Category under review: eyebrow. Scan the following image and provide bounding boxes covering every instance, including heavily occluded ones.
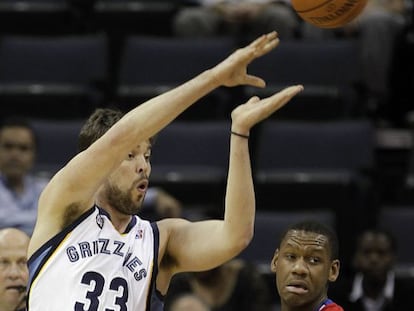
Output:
[283,242,326,252]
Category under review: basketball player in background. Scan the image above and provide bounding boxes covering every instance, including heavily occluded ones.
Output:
[271,221,344,311]
[26,32,304,310]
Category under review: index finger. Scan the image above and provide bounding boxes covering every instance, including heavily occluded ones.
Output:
[249,31,280,59]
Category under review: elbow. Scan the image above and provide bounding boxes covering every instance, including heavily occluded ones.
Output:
[243,226,254,248]
[231,225,254,255]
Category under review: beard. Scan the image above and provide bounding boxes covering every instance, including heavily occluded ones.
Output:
[105,182,143,215]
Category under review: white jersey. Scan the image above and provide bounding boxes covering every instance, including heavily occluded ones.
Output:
[27,206,163,311]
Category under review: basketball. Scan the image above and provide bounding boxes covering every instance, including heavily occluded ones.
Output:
[291,0,369,29]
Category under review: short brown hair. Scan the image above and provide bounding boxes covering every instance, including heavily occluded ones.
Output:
[78,108,124,152]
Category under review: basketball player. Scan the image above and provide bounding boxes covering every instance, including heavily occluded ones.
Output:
[26,32,304,310]
[271,221,344,311]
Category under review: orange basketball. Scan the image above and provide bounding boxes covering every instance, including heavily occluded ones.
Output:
[291,0,369,29]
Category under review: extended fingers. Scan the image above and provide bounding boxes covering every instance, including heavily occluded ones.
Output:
[268,85,304,109]
[276,85,304,99]
[249,31,279,58]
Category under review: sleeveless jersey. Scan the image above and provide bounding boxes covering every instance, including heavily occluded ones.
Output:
[319,298,344,311]
[27,206,163,311]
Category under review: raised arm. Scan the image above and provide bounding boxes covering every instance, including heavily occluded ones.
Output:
[163,85,304,276]
[29,32,280,257]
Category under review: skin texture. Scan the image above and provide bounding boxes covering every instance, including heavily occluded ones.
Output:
[0,228,30,311]
[271,230,340,311]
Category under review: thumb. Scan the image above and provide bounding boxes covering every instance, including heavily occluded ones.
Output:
[244,75,266,88]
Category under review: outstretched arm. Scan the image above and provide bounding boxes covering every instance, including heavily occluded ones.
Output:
[164,85,304,274]
[29,32,280,257]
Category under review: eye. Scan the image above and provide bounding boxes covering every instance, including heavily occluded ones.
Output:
[285,253,296,261]
[308,257,321,264]
[144,152,151,162]
[0,258,10,269]
[127,153,135,160]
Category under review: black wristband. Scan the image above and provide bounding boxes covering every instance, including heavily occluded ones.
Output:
[231,131,249,139]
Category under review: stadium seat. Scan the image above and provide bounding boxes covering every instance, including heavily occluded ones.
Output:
[115,36,237,120]
[92,0,181,36]
[377,205,414,270]
[149,121,230,206]
[0,34,109,119]
[0,0,73,35]
[30,118,84,177]
[244,39,362,120]
[253,119,376,267]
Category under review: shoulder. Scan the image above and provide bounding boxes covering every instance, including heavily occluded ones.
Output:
[323,302,345,311]
[155,218,190,253]
[156,217,191,235]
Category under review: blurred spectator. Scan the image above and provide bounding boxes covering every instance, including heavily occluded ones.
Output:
[0,116,181,234]
[301,0,408,124]
[168,293,211,311]
[165,258,272,311]
[0,117,47,235]
[271,221,344,310]
[329,228,414,310]
[140,187,183,221]
[0,228,30,311]
[173,0,299,40]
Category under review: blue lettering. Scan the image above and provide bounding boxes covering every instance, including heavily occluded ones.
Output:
[66,246,79,262]
[98,238,110,254]
[113,241,125,257]
[79,241,92,258]
[126,256,142,272]
[134,268,147,281]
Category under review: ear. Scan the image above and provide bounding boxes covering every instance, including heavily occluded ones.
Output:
[271,249,279,272]
[328,259,340,282]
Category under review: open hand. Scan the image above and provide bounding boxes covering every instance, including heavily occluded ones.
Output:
[210,31,279,88]
[231,85,304,135]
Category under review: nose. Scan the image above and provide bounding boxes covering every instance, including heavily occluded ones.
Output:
[7,263,27,279]
[135,154,150,175]
[291,258,308,276]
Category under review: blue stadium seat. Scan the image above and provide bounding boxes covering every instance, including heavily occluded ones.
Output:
[115,36,237,120]
[0,34,109,119]
[244,39,362,120]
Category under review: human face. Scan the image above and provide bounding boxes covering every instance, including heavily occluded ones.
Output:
[0,127,35,180]
[0,229,29,311]
[271,230,339,310]
[104,140,152,215]
[353,232,394,280]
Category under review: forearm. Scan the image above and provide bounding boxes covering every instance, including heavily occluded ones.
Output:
[223,134,255,251]
[113,69,220,146]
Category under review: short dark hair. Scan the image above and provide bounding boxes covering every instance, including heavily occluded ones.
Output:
[78,107,157,153]
[78,108,124,152]
[281,220,339,260]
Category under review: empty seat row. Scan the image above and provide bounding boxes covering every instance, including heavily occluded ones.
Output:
[0,0,183,36]
[0,34,363,121]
